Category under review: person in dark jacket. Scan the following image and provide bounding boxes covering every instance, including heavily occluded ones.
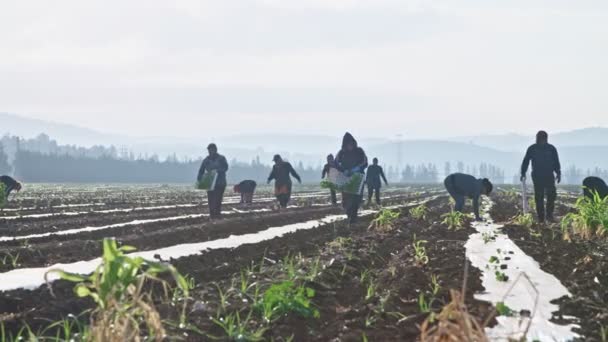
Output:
[521,131,561,223]
[444,173,493,221]
[198,143,229,219]
[366,158,388,205]
[582,176,608,200]
[321,154,338,205]
[0,175,22,201]
[234,180,257,204]
[335,132,368,223]
[267,155,301,208]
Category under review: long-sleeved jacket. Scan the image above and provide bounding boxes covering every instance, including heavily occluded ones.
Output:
[198,154,229,187]
[366,165,388,188]
[335,133,368,173]
[268,162,301,186]
[521,143,561,179]
[444,173,484,218]
[0,175,18,196]
[235,180,257,193]
[322,163,334,178]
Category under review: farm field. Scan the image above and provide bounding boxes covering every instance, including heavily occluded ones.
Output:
[0,184,605,341]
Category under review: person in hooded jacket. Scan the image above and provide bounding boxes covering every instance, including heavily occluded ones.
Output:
[335,132,368,223]
[267,154,301,208]
[0,175,22,201]
[520,131,561,223]
[366,158,388,205]
[321,154,338,205]
[197,143,229,219]
[582,176,608,200]
[444,173,493,221]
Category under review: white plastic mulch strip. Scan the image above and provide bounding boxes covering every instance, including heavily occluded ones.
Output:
[465,201,578,341]
[0,208,273,242]
[0,198,434,292]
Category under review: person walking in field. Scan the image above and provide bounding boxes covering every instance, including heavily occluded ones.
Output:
[198,143,229,219]
[366,158,388,205]
[582,176,608,200]
[335,132,368,224]
[267,154,301,208]
[0,175,22,201]
[443,173,493,222]
[322,154,338,205]
[520,131,561,223]
[234,180,257,204]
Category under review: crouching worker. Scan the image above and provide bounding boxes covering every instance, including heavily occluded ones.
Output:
[322,154,338,205]
[444,173,493,221]
[0,175,22,202]
[234,180,257,204]
[268,155,301,208]
[198,143,229,219]
[336,132,368,224]
[583,176,608,200]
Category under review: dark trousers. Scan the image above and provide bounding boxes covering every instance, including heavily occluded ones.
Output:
[240,192,254,204]
[207,184,226,218]
[329,189,337,204]
[342,193,362,223]
[444,177,465,212]
[532,175,556,221]
[368,186,381,205]
[277,193,291,208]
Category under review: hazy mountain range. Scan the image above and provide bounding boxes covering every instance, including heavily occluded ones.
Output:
[2,112,608,176]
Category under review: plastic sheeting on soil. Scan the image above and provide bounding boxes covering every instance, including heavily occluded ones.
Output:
[0,208,273,242]
[0,198,434,292]
[465,201,578,341]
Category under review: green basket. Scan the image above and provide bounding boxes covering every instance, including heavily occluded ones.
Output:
[196,170,218,191]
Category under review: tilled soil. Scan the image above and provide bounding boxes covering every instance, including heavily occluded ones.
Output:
[494,193,608,341]
[0,194,496,341]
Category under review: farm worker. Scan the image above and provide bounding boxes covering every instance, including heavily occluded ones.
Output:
[197,143,229,219]
[267,154,301,208]
[443,173,493,221]
[335,132,368,224]
[321,154,338,205]
[234,180,257,204]
[0,175,22,201]
[366,158,388,205]
[520,130,562,223]
[582,176,608,200]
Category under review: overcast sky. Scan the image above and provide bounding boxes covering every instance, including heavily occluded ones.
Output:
[1,0,608,139]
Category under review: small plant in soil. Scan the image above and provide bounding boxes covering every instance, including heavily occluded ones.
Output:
[482,232,496,244]
[495,271,509,282]
[409,204,429,221]
[495,302,513,317]
[46,238,190,341]
[489,256,499,264]
[441,211,467,230]
[368,209,400,233]
[561,190,608,240]
[255,281,320,322]
[212,310,266,341]
[412,234,429,266]
[1,252,20,269]
[514,213,534,228]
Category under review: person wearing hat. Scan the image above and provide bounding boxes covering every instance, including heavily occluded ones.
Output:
[520,130,561,223]
[197,143,229,219]
[0,175,22,202]
[267,154,301,208]
[321,154,338,205]
[335,132,368,223]
[444,173,493,221]
[366,157,388,205]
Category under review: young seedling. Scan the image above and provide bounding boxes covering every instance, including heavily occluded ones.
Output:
[514,213,534,228]
[482,232,496,244]
[212,310,266,341]
[409,204,429,221]
[413,235,429,266]
[255,281,320,322]
[561,190,608,240]
[441,211,467,230]
[495,302,513,317]
[368,209,400,233]
[495,271,509,282]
